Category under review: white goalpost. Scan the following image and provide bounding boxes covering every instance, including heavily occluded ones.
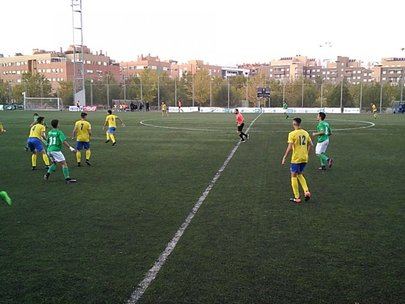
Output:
[23,95,62,111]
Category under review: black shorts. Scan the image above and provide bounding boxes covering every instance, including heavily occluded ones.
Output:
[237,123,245,132]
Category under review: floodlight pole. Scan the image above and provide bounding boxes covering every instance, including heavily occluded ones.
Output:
[192,76,195,107]
[139,77,143,103]
[174,78,177,107]
[282,81,286,103]
[71,0,86,106]
[227,77,230,109]
[340,78,344,113]
[268,79,270,107]
[157,75,160,110]
[90,81,93,106]
[379,82,383,114]
[320,83,323,108]
[209,78,213,107]
[400,69,404,103]
[301,78,304,107]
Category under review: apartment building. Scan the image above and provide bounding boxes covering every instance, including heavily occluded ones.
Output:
[322,56,372,84]
[119,54,172,79]
[268,56,321,81]
[373,57,405,84]
[65,45,120,83]
[0,46,120,90]
[171,60,222,78]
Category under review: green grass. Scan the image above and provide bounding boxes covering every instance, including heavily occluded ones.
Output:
[0,111,403,304]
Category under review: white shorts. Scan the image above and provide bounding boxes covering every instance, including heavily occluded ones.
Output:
[48,151,66,163]
[315,140,329,155]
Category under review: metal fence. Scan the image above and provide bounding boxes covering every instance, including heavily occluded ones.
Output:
[2,77,404,112]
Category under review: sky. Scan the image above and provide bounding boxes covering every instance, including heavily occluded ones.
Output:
[0,0,404,66]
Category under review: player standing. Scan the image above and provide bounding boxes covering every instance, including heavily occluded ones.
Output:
[178,99,183,113]
[44,119,77,183]
[103,109,125,146]
[27,116,51,170]
[235,109,248,142]
[283,101,289,119]
[312,112,333,170]
[25,113,40,152]
[161,101,168,117]
[282,117,313,204]
[72,112,92,167]
[371,103,378,119]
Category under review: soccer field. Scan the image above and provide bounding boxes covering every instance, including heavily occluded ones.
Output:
[0,111,403,304]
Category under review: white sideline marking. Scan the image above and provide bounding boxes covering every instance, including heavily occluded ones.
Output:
[127,113,262,304]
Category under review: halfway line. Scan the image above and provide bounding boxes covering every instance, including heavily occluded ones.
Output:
[126,113,262,304]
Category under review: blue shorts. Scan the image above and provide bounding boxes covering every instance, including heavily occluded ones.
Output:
[27,138,44,153]
[107,127,116,133]
[290,163,306,174]
[76,141,90,150]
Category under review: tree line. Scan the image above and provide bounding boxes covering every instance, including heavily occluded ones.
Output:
[0,70,402,109]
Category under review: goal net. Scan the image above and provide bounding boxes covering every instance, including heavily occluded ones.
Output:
[23,97,62,111]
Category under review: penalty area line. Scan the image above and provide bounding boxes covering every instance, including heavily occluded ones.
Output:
[126,113,262,304]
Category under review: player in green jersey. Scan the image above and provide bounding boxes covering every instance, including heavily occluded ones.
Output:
[283,101,289,119]
[312,112,333,170]
[44,119,77,184]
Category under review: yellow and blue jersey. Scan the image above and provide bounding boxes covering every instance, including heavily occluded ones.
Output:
[29,123,46,139]
[287,129,312,164]
[105,115,117,128]
[74,120,91,142]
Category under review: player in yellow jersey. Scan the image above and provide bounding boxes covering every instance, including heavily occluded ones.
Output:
[0,126,12,205]
[103,109,125,146]
[0,122,6,133]
[26,116,51,170]
[282,117,313,204]
[371,103,378,119]
[72,112,92,167]
[161,101,168,117]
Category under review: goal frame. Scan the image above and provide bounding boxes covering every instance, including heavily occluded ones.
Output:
[23,97,62,111]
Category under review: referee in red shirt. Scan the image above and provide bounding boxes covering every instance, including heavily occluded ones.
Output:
[235,109,248,142]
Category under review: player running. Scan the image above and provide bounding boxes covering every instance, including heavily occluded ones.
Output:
[312,112,333,170]
[44,119,77,184]
[72,112,92,167]
[282,117,313,204]
[161,101,168,117]
[371,103,378,119]
[235,109,248,142]
[27,116,51,170]
[283,101,289,119]
[103,110,125,146]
